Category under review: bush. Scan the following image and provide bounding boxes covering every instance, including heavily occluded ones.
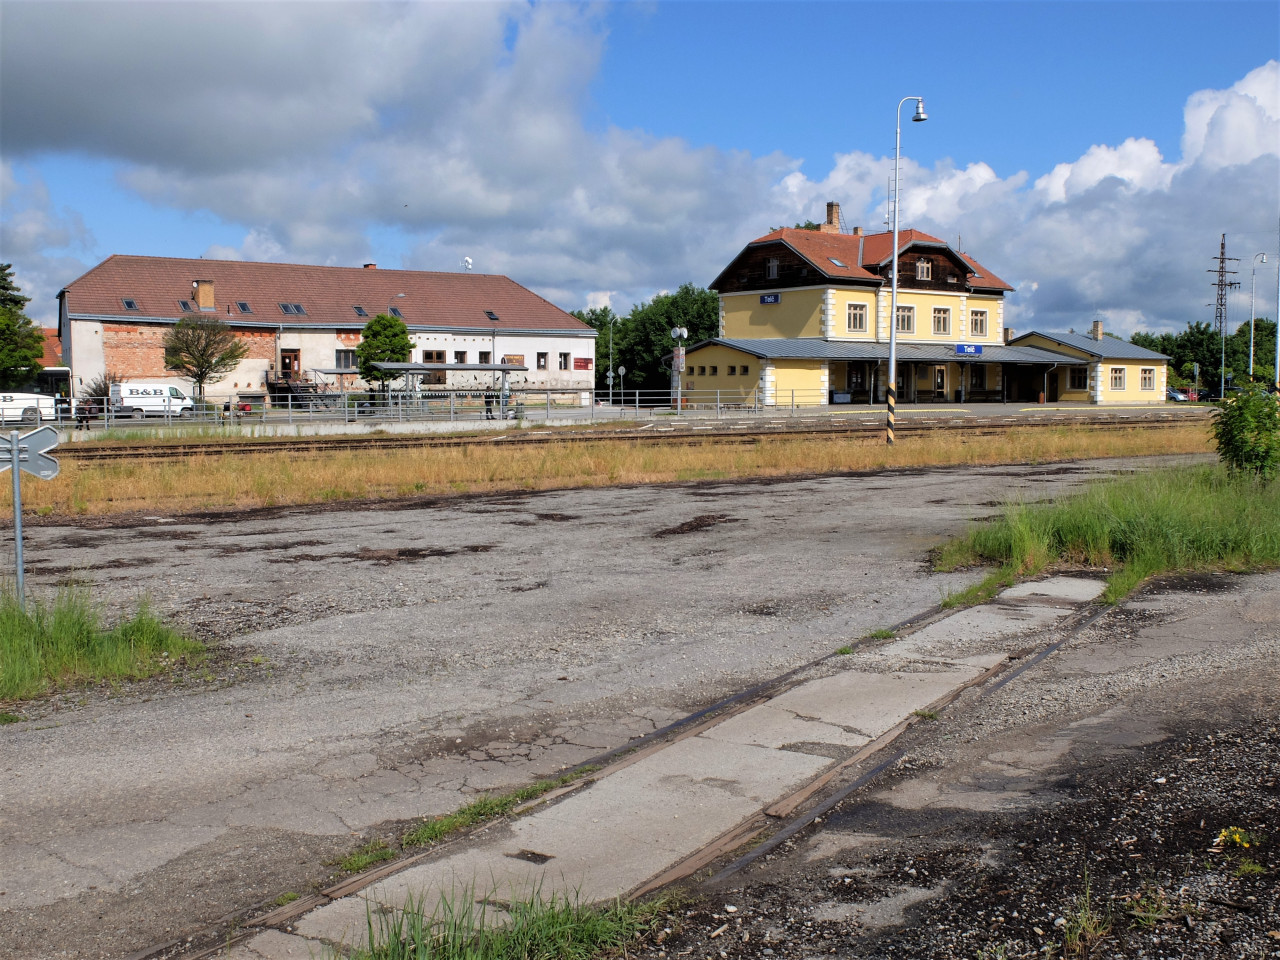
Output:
[1212,384,1280,480]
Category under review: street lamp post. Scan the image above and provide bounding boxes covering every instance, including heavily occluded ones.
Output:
[1250,253,1266,381]
[608,315,620,406]
[887,96,928,445]
[670,326,688,413]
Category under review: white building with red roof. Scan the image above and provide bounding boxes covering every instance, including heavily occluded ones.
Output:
[57,256,597,405]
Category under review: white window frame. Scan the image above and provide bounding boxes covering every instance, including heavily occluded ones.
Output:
[932,307,950,336]
[847,302,867,332]
[915,260,931,280]
[969,309,988,337]
[1140,367,1155,390]
[895,305,915,333]
[765,258,779,280]
[1110,367,1126,391]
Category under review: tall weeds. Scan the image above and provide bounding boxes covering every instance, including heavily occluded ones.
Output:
[940,465,1280,603]
[0,588,201,700]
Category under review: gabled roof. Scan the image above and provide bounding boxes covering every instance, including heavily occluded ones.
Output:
[59,255,593,335]
[40,330,65,367]
[712,227,1013,293]
[1009,330,1169,361]
[691,337,1075,365]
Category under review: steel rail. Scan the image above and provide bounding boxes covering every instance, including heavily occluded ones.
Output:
[60,410,1210,464]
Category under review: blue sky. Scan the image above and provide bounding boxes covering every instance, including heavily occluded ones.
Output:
[2,1,1278,337]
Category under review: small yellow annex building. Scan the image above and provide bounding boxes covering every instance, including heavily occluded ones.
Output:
[684,203,1168,406]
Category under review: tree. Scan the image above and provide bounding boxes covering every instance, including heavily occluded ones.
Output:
[614,283,720,392]
[570,305,620,389]
[0,265,44,390]
[0,263,31,314]
[163,316,250,400]
[355,313,412,393]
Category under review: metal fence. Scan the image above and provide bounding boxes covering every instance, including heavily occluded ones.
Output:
[36,386,877,433]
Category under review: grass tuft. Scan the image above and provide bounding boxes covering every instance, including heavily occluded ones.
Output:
[939,465,1280,605]
[340,840,395,874]
[863,628,896,640]
[0,587,202,700]
[342,884,675,960]
[402,768,597,849]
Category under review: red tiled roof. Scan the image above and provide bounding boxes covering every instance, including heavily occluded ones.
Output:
[61,256,592,333]
[40,330,64,367]
[740,227,1013,292]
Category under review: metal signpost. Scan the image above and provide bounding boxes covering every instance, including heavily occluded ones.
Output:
[1,426,60,608]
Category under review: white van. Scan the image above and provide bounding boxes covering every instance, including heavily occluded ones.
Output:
[109,382,195,418]
[0,392,58,424]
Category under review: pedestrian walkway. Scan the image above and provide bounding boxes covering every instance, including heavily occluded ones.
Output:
[215,577,1105,959]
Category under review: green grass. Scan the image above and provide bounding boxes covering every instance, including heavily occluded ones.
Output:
[1234,858,1265,877]
[0,711,22,724]
[937,466,1280,606]
[834,645,854,655]
[863,628,896,640]
[340,840,396,874]
[342,885,675,960]
[272,891,301,907]
[402,768,598,849]
[911,709,939,721]
[0,588,203,700]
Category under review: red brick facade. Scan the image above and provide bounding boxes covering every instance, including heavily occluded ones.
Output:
[102,323,275,384]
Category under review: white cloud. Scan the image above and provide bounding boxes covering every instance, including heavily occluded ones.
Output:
[1,0,1276,340]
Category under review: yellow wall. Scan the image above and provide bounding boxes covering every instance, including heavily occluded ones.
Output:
[965,295,1002,342]
[683,343,762,402]
[721,289,825,339]
[1015,334,1166,404]
[829,292,879,340]
[888,291,974,343]
[770,360,827,405]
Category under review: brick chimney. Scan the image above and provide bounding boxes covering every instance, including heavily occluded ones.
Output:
[193,279,215,311]
[1004,328,1015,344]
[820,201,842,234]
[363,263,377,269]
[1091,319,1104,340]
[851,226,862,236]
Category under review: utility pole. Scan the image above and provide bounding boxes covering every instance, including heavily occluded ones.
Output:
[1208,234,1240,397]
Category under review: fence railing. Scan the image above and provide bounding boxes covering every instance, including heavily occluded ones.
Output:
[42,386,888,433]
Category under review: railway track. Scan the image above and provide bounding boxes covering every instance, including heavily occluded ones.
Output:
[59,409,1210,463]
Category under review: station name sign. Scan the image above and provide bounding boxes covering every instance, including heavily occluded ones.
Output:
[955,344,983,355]
[759,294,780,304]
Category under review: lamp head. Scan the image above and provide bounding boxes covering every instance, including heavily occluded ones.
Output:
[911,99,928,122]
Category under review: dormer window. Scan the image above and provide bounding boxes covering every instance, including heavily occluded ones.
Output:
[765,258,779,280]
[915,260,932,280]
[122,298,139,311]
[353,306,368,317]
[178,299,195,313]
[237,301,253,314]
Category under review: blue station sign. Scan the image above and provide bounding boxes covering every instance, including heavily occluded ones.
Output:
[759,294,780,304]
[955,344,983,355]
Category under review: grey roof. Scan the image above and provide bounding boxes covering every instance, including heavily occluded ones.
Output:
[372,362,529,372]
[1010,330,1170,360]
[694,338,1079,365]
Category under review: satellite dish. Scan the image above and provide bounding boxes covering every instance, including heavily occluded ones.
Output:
[462,257,473,271]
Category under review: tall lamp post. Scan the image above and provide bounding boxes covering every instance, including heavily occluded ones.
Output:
[1249,252,1266,381]
[608,314,620,405]
[671,326,688,412]
[887,96,928,444]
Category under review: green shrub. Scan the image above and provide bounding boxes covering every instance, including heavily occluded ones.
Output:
[1212,385,1280,480]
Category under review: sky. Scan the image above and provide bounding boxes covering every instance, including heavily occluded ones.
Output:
[1,0,1278,339]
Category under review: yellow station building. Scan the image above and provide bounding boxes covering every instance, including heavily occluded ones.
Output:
[686,203,1168,406]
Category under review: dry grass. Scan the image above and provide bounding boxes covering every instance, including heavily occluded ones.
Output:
[19,424,1213,518]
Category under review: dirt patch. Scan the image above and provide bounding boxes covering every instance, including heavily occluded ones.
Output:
[534,512,579,522]
[654,514,742,537]
[265,544,495,564]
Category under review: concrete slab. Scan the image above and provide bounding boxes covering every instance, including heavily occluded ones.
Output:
[216,930,319,959]
[1002,576,1106,603]
[699,704,871,751]
[769,669,978,738]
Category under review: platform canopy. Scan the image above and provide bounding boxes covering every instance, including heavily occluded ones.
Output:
[371,362,529,373]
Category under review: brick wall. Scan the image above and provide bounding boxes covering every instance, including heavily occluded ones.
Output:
[102,323,275,381]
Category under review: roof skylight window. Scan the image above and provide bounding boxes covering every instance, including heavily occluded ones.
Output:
[237,301,253,314]
[278,303,307,315]
[178,300,195,312]
[827,258,847,268]
[485,310,499,321]
[122,298,139,311]
[353,306,368,317]
[389,307,403,319]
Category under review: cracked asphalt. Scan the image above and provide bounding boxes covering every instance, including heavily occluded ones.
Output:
[0,456,1204,960]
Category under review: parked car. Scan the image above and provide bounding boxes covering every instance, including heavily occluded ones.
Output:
[1166,387,1189,402]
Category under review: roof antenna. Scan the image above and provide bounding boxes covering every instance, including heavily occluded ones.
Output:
[461,257,473,271]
